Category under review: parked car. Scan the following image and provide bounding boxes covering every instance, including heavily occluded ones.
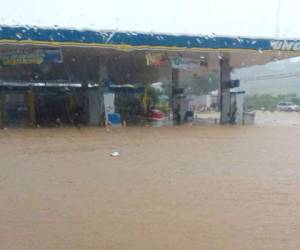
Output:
[276,102,300,112]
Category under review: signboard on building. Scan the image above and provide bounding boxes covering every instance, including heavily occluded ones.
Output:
[0,49,63,66]
[170,55,208,70]
[145,52,168,66]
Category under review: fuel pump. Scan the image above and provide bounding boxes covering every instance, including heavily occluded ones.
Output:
[220,79,240,124]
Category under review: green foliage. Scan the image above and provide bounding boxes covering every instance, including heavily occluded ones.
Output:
[156,102,171,114]
[147,86,162,106]
[244,93,300,111]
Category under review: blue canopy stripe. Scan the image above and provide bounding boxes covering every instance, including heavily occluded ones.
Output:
[1,26,300,52]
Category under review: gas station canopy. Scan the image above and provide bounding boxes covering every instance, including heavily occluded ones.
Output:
[1,25,299,127]
[1,25,300,69]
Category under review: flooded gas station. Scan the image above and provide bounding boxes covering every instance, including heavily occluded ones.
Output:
[1,26,300,249]
[1,26,300,128]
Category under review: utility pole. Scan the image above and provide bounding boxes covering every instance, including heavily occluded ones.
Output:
[275,0,281,38]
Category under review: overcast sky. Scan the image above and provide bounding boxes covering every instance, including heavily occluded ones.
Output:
[0,0,299,38]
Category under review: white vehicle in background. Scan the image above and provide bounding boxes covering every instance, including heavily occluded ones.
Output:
[276,102,300,112]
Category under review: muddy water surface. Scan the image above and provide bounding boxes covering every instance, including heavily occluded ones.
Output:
[1,115,300,249]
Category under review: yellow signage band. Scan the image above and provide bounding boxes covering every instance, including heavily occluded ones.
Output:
[1,39,296,54]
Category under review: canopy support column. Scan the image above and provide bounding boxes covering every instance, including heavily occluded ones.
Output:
[220,56,232,124]
[172,68,180,124]
[0,93,3,128]
[27,90,36,127]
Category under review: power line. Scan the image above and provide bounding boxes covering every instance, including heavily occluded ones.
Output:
[275,0,281,38]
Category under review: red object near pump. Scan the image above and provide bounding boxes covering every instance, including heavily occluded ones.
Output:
[147,109,165,121]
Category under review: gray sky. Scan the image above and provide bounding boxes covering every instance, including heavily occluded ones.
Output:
[0,0,299,38]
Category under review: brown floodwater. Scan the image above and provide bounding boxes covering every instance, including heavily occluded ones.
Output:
[1,112,300,249]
